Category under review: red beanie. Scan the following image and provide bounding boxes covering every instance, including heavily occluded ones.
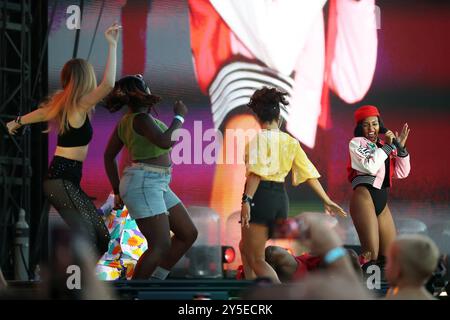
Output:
[354,105,380,123]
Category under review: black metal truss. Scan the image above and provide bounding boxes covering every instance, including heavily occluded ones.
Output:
[0,0,48,279]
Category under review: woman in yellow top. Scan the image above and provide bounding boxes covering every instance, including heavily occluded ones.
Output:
[240,87,347,283]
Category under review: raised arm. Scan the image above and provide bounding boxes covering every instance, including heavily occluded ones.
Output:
[133,100,187,149]
[79,23,121,111]
[300,214,360,281]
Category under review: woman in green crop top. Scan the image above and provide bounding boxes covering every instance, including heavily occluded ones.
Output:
[103,75,197,280]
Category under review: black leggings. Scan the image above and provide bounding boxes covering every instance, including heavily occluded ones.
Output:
[44,156,110,257]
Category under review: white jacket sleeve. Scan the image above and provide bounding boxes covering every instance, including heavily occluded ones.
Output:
[349,138,394,175]
[393,153,411,179]
[328,0,378,103]
[210,0,326,76]
[286,13,325,149]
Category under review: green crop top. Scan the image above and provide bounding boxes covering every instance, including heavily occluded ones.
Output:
[117,113,171,160]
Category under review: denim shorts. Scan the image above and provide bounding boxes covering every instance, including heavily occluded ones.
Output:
[119,164,181,220]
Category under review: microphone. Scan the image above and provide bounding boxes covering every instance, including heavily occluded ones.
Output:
[381,127,403,150]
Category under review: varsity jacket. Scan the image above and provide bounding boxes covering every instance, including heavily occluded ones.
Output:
[347,137,410,189]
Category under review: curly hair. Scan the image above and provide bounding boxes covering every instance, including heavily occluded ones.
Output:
[103,75,161,113]
[247,86,289,123]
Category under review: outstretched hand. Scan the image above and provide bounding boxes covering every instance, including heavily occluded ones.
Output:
[324,200,347,217]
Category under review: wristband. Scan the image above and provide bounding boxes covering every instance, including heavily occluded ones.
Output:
[241,194,253,206]
[15,116,23,126]
[323,247,347,265]
[174,115,185,124]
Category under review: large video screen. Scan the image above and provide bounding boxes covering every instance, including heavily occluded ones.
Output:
[48,0,450,233]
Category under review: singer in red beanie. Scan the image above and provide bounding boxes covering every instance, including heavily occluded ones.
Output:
[347,105,411,267]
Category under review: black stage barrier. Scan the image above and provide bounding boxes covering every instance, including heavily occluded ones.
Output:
[112,279,255,300]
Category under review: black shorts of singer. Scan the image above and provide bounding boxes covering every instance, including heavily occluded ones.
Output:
[355,184,388,216]
[250,181,289,238]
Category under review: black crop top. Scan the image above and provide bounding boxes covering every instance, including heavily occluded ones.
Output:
[57,115,93,147]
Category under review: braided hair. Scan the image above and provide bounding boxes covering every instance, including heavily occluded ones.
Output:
[247,87,288,123]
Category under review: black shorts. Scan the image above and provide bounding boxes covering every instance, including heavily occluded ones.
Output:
[47,155,83,185]
[356,184,388,216]
[250,181,289,238]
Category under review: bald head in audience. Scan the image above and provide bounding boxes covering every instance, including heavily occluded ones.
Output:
[385,234,440,300]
